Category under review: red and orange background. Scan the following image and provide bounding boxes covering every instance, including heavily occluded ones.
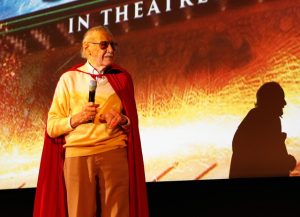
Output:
[0,0,300,189]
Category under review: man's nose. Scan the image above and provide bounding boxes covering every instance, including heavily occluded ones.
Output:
[280,99,287,107]
[107,43,114,52]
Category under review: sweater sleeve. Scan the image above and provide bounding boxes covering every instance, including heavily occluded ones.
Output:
[47,74,74,138]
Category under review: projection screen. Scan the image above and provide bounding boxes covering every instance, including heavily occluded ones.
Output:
[0,0,300,189]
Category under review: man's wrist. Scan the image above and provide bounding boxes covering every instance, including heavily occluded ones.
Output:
[69,116,76,129]
[69,115,80,129]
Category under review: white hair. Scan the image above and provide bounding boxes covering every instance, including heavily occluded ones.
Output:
[81,26,113,59]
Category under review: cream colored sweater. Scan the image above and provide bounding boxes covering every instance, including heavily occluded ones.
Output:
[47,62,127,157]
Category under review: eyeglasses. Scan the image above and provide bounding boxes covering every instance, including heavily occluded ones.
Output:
[87,41,118,50]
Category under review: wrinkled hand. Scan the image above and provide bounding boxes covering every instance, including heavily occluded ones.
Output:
[70,102,99,128]
[99,109,128,129]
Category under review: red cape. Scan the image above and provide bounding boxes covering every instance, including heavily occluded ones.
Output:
[33,64,149,217]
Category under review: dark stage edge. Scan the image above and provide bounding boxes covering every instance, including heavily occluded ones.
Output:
[0,177,299,217]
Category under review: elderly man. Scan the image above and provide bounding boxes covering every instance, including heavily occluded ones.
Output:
[34,26,149,217]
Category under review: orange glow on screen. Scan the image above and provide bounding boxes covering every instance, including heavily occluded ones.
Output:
[1,0,300,189]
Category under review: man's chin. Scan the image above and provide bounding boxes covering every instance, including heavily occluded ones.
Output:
[102,60,114,67]
[277,110,284,118]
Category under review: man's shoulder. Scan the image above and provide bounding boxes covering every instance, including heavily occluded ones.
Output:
[60,70,77,80]
[61,63,87,78]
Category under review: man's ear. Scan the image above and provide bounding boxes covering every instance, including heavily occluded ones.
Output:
[82,42,90,57]
[83,42,89,51]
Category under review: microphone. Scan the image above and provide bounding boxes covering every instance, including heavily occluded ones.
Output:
[89,79,97,102]
[88,79,97,123]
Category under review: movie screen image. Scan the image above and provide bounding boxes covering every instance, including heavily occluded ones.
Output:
[1,0,300,189]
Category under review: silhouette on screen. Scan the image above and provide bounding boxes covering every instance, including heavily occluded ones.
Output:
[229,82,296,178]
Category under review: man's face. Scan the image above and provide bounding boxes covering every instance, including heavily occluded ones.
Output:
[269,92,286,117]
[276,96,286,117]
[84,30,115,70]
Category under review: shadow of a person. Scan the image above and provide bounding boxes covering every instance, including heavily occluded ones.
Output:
[229,82,296,178]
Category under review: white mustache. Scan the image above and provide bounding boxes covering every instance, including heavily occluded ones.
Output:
[104,53,114,57]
